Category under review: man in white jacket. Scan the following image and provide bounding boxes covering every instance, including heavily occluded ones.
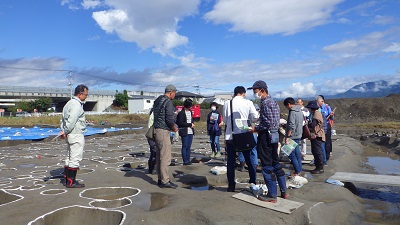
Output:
[59,84,88,188]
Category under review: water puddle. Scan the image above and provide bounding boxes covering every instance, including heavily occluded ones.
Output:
[132,192,169,211]
[360,156,400,224]
[366,157,400,175]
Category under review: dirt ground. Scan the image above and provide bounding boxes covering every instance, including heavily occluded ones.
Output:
[1,127,389,225]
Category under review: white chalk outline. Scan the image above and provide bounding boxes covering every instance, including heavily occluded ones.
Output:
[0,189,24,206]
[307,202,324,224]
[89,197,132,209]
[40,189,67,196]
[27,205,126,225]
[80,187,141,201]
[30,170,48,174]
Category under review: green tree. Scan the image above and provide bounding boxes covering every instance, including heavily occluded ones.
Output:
[15,101,33,112]
[172,100,183,107]
[113,90,129,109]
[32,97,53,112]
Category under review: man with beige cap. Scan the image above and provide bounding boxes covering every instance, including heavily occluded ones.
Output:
[153,84,179,188]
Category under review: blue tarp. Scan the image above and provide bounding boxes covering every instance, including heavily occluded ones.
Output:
[0,126,143,141]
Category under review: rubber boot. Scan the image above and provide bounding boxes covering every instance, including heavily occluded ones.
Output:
[66,168,85,188]
[63,166,68,186]
[148,160,156,174]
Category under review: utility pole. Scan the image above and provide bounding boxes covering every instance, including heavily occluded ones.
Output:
[68,70,73,99]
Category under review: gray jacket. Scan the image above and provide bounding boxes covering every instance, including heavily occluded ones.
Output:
[60,97,86,135]
[286,105,303,139]
[153,95,176,131]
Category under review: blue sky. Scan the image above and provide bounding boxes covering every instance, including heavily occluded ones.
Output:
[0,0,399,98]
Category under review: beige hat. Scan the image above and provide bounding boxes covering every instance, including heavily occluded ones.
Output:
[165,84,177,92]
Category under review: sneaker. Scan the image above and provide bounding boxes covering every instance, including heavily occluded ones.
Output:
[159,181,178,189]
[215,152,221,158]
[210,152,215,158]
[183,162,192,165]
[310,168,324,174]
[257,195,277,203]
[227,185,236,192]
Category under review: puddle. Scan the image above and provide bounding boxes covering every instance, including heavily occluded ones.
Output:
[360,156,400,224]
[366,157,400,175]
[132,192,169,211]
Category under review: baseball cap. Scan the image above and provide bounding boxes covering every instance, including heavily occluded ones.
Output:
[165,84,177,92]
[248,80,268,90]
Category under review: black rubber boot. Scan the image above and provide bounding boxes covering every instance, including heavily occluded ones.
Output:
[66,168,85,188]
[63,166,68,186]
[148,160,156,174]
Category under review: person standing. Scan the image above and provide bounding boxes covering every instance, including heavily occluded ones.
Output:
[317,95,334,162]
[176,99,195,165]
[153,84,179,189]
[306,101,326,174]
[248,80,288,202]
[315,95,328,165]
[207,102,223,158]
[296,98,309,157]
[59,84,88,188]
[283,97,303,177]
[223,86,259,192]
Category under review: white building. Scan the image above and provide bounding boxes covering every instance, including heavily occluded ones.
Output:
[128,95,155,114]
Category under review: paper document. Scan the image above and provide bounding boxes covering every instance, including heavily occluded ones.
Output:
[235,119,251,130]
[281,139,298,156]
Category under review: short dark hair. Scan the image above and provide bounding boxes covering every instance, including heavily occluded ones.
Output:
[319,95,325,101]
[183,99,193,108]
[74,84,88,96]
[210,102,219,109]
[284,97,295,106]
[234,86,246,96]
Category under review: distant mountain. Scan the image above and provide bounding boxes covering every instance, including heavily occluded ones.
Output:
[331,80,400,99]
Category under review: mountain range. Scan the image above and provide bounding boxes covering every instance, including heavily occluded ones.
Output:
[330,80,400,99]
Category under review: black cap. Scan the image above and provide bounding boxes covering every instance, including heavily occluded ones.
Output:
[248,80,268,90]
[305,101,319,109]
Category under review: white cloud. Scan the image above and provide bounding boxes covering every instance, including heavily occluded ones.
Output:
[372,15,396,25]
[337,17,351,24]
[280,82,317,98]
[204,0,343,35]
[90,0,200,56]
[81,0,102,9]
[0,58,69,87]
[383,42,400,53]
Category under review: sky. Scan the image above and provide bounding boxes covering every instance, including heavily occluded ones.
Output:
[0,0,399,98]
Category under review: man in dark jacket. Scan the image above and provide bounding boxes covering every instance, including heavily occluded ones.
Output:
[153,84,179,189]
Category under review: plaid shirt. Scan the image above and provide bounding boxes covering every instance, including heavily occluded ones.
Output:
[255,95,280,131]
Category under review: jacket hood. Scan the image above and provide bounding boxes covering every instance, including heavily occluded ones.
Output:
[290,105,301,112]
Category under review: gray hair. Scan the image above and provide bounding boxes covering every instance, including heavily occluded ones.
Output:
[315,95,324,101]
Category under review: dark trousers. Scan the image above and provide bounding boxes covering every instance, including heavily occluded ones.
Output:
[311,137,324,168]
[257,131,287,197]
[147,138,157,173]
[226,140,256,187]
[325,124,332,160]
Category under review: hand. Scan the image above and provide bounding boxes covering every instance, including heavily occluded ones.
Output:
[218,122,223,127]
[191,123,195,128]
[284,137,289,145]
[210,116,214,120]
[248,126,255,132]
[59,131,67,139]
[172,125,179,132]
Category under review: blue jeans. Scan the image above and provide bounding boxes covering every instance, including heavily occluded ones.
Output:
[238,134,258,165]
[288,138,302,174]
[261,164,287,198]
[226,140,257,187]
[209,133,220,153]
[321,141,327,165]
[181,135,193,164]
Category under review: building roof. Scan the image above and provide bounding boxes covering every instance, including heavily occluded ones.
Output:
[129,95,156,100]
[175,91,205,98]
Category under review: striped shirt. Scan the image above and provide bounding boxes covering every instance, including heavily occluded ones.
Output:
[255,95,280,131]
